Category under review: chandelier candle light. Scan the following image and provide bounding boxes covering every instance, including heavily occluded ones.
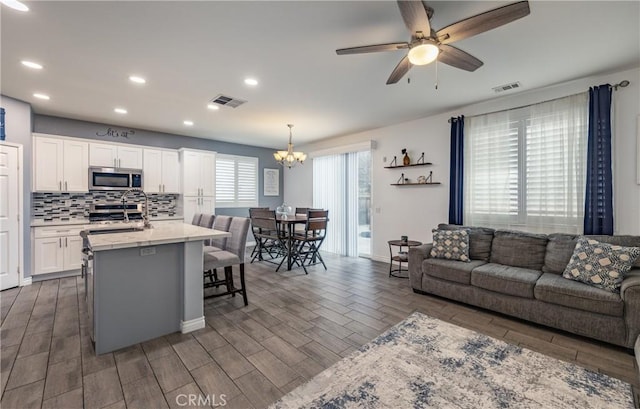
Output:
[274,124,307,168]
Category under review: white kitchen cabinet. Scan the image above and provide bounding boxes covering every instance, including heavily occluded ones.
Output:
[180,149,216,222]
[33,135,89,192]
[33,226,84,275]
[180,149,215,196]
[90,143,142,169]
[143,149,180,193]
[182,197,215,224]
[34,237,65,275]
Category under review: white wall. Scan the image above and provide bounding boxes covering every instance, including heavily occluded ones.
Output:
[285,66,640,261]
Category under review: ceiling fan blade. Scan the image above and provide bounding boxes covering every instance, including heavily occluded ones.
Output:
[386,55,412,85]
[397,1,432,38]
[336,42,409,55]
[437,1,530,45]
[438,45,483,72]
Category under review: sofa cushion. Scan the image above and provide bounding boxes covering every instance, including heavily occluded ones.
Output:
[423,259,487,285]
[535,273,623,317]
[437,224,494,261]
[543,233,578,275]
[471,263,542,298]
[430,229,470,262]
[588,235,640,268]
[562,237,640,293]
[490,230,548,270]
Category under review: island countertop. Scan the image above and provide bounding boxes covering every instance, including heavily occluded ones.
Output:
[84,223,231,251]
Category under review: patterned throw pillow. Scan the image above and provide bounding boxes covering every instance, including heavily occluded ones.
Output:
[562,237,640,293]
[430,229,470,262]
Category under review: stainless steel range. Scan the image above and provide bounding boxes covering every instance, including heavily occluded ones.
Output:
[89,203,143,223]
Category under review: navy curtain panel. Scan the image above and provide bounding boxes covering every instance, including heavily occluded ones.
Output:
[584,85,614,235]
[449,116,464,225]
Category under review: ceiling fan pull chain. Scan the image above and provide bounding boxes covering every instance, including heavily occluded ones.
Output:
[435,58,439,90]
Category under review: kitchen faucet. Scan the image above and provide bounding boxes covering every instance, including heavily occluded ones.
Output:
[121,188,152,229]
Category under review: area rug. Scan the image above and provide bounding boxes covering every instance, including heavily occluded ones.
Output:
[271,312,634,408]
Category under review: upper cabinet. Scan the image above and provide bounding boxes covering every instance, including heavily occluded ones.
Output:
[33,135,89,192]
[143,149,180,193]
[90,142,143,169]
[180,149,216,197]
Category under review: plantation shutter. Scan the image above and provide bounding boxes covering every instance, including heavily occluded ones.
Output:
[215,154,259,207]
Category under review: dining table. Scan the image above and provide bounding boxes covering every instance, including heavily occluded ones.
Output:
[275,214,307,271]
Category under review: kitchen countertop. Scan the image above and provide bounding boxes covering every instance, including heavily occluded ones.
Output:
[31,215,184,227]
[84,223,230,251]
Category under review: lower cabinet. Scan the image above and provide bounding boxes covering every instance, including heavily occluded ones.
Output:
[33,227,84,275]
[181,196,215,223]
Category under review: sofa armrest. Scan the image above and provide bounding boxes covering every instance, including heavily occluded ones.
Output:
[409,244,433,290]
[621,272,640,301]
[621,272,640,347]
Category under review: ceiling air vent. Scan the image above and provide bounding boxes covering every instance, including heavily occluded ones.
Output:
[492,81,522,94]
[210,94,247,108]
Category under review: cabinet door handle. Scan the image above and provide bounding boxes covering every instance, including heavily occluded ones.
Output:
[59,181,62,190]
[162,184,165,192]
[114,158,117,167]
[59,238,62,248]
[159,184,162,192]
[118,158,121,168]
[64,181,68,190]
[65,237,68,247]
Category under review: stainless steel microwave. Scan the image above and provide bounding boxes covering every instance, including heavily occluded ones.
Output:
[88,167,143,191]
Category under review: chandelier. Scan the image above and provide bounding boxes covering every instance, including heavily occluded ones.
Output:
[274,124,306,168]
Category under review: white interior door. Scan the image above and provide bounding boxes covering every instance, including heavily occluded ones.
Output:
[0,145,20,290]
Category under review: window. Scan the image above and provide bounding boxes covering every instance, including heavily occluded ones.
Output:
[215,154,259,207]
[464,93,588,234]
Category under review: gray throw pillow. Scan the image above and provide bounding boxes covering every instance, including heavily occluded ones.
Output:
[430,229,470,262]
[562,237,640,293]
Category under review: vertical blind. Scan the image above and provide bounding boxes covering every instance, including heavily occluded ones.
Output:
[464,92,588,234]
[312,152,360,256]
[215,154,259,207]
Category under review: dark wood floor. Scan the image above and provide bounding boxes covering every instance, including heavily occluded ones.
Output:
[1,252,638,409]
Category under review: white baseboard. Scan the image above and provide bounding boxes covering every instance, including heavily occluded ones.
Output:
[20,276,32,286]
[181,316,205,333]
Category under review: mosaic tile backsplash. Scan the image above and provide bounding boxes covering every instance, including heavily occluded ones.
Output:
[32,191,178,222]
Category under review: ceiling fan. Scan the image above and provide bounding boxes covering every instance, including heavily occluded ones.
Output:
[336,1,530,84]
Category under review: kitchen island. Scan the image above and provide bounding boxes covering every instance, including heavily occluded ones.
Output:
[82,223,231,354]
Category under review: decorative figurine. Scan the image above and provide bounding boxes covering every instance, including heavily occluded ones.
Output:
[402,148,410,166]
[417,175,426,184]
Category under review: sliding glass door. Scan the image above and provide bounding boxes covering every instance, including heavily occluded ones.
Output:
[313,150,371,257]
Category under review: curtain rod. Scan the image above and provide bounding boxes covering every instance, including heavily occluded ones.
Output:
[448,80,630,123]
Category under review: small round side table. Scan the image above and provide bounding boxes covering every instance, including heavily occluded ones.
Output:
[388,240,422,278]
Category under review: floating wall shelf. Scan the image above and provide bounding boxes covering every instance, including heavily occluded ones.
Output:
[390,182,442,186]
[384,162,433,169]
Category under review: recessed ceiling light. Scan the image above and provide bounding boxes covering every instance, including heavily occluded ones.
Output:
[21,60,43,69]
[207,104,219,111]
[183,120,194,126]
[129,75,146,84]
[244,78,258,86]
[1,0,29,12]
[114,108,127,114]
[33,93,50,100]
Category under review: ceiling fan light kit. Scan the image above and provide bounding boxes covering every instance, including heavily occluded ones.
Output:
[408,41,439,66]
[274,124,307,168]
[335,1,531,84]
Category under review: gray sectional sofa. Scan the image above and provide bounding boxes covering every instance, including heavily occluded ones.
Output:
[408,224,640,348]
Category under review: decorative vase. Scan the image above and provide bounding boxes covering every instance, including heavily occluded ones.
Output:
[403,152,410,166]
[276,203,293,218]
